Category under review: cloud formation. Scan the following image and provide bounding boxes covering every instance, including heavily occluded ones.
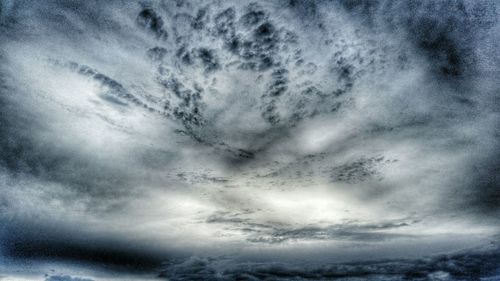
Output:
[159,242,500,280]
[45,275,94,281]
[0,0,498,279]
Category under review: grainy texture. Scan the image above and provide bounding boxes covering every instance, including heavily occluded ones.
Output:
[0,0,498,280]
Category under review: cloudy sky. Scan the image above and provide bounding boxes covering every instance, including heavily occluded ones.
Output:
[0,0,499,280]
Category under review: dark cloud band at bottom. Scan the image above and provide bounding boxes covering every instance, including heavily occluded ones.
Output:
[1,221,172,273]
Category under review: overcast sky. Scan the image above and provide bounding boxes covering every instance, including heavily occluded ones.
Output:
[0,0,499,280]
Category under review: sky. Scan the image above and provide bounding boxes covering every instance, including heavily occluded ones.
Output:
[0,0,499,280]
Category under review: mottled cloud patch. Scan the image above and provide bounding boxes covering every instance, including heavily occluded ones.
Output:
[329,156,396,184]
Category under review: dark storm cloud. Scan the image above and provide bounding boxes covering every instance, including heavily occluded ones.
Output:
[1,220,171,272]
[336,0,498,79]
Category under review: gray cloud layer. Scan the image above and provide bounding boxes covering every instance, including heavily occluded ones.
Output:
[0,0,499,279]
[159,242,500,281]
